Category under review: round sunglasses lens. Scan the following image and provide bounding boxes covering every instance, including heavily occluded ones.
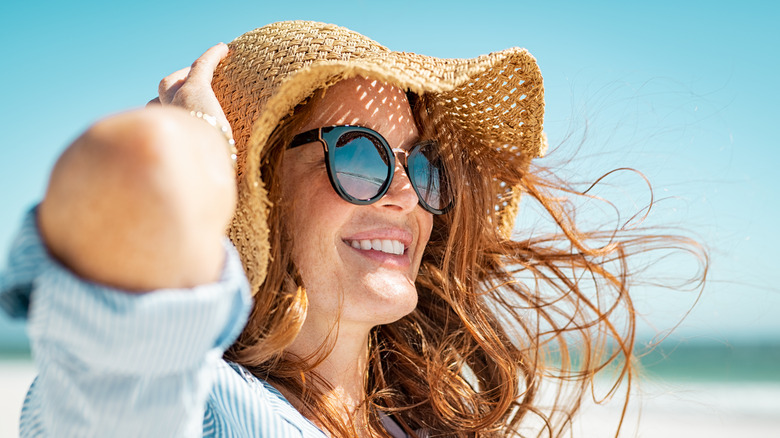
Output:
[408,142,449,211]
[333,131,391,201]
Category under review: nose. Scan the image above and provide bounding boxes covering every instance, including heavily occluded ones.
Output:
[377,158,419,213]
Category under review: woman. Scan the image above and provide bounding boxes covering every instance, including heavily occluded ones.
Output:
[1,21,703,437]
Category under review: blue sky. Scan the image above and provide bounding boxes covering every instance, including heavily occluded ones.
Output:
[1,0,778,344]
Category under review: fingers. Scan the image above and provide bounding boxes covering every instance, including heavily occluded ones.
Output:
[152,43,231,131]
[146,97,161,107]
[186,43,229,86]
[158,66,190,104]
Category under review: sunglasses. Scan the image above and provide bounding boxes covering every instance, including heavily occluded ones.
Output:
[288,125,452,215]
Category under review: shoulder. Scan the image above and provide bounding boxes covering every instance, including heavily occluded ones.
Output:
[204,360,327,438]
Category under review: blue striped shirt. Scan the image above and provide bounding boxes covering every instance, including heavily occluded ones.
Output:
[0,210,335,437]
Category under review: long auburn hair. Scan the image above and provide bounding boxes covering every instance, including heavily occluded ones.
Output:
[224,88,707,437]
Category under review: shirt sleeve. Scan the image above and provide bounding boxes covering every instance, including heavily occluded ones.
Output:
[1,208,253,437]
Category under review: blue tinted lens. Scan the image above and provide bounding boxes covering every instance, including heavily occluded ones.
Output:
[333,131,391,201]
[408,142,448,211]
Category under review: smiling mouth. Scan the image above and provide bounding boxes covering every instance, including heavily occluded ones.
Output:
[345,239,406,256]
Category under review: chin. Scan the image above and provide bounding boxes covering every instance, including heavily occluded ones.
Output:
[356,279,418,325]
[376,300,417,325]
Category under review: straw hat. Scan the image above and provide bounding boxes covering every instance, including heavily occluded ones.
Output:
[212,21,546,293]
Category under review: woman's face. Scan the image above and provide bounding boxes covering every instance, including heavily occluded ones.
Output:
[281,77,433,332]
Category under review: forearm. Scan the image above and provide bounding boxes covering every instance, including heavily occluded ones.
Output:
[4,211,252,437]
[38,106,236,291]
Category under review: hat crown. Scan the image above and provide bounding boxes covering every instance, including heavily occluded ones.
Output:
[234,20,390,83]
[213,21,395,156]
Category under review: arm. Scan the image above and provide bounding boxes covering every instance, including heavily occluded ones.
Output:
[38,43,235,291]
[6,44,252,437]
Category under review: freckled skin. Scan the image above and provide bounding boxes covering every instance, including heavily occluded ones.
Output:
[281,77,433,340]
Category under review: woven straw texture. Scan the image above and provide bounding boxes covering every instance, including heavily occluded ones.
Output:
[212,21,545,293]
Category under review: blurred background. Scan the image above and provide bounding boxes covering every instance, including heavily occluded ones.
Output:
[1,1,778,436]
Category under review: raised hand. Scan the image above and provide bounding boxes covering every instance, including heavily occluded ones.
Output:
[150,43,232,133]
[38,44,238,292]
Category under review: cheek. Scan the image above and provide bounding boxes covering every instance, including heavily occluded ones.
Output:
[289,174,345,232]
[283,171,349,271]
[416,209,434,247]
[282,155,332,236]
[420,213,433,242]
[413,212,434,272]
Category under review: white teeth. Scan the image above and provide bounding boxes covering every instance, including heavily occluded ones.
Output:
[381,240,394,253]
[348,239,405,255]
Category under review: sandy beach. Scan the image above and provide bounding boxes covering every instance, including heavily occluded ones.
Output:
[0,360,35,438]
[1,359,778,437]
[571,379,780,437]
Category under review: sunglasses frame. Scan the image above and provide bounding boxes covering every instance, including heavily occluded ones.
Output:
[288,125,452,215]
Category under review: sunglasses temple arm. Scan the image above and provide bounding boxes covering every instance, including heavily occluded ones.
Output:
[288,128,322,150]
